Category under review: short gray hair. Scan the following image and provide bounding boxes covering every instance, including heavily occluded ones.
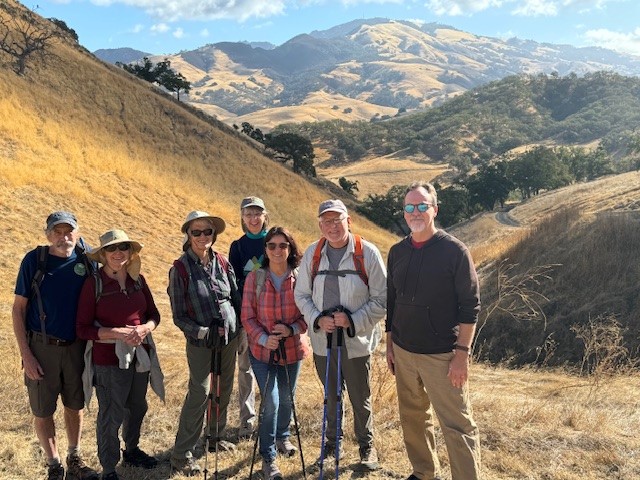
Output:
[406,181,438,204]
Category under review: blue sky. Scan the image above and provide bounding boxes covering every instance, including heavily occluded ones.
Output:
[38,0,640,56]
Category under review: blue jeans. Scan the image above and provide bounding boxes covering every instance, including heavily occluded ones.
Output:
[249,352,301,462]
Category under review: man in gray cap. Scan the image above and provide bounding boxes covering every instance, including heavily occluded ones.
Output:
[294,199,387,472]
[12,211,98,480]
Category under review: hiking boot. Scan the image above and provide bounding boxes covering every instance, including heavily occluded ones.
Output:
[276,438,297,457]
[315,442,344,466]
[238,424,255,440]
[207,439,237,453]
[66,454,99,480]
[122,447,158,469]
[101,473,119,480]
[170,456,201,477]
[45,463,64,480]
[359,445,380,471]
[261,459,283,480]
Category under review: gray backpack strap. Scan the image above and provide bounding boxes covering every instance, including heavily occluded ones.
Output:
[255,268,268,298]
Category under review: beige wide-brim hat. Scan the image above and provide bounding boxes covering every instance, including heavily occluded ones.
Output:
[181,210,226,234]
[88,229,144,280]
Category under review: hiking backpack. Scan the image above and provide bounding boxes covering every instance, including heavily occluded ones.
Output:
[254,267,299,298]
[310,234,368,286]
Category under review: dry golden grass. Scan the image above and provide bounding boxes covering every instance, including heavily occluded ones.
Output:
[317,155,449,200]
[2,3,640,479]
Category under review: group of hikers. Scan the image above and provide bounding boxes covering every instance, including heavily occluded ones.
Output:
[12,181,482,480]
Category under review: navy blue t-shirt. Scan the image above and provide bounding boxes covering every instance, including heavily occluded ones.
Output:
[15,247,90,341]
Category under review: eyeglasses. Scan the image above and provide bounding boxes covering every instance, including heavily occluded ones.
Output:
[243,212,264,219]
[266,242,290,251]
[320,215,346,226]
[190,228,213,237]
[104,243,131,253]
[403,203,433,213]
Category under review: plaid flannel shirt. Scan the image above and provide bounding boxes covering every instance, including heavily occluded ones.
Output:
[241,268,310,365]
[168,249,241,345]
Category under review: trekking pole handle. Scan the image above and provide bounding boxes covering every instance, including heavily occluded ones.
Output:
[278,338,287,362]
[336,327,344,347]
[326,332,333,349]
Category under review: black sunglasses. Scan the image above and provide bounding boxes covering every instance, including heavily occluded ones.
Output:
[190,228,213,237]
[266,242,290,251]
[104,242,131,253]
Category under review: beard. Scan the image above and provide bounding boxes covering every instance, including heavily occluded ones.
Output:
[407,219,426,233]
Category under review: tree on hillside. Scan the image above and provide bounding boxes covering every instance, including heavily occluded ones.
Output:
[0,6,60,75]
[338,177,359,195]
[49,18,78,42]
[509,146,572,199]
[436,184,472,227]
[265,133,316,177]
[118,57,191,101]
[357,185,407,235]
[466,161,513,210]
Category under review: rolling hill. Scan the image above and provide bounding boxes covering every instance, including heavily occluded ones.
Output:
[96,18,640,129]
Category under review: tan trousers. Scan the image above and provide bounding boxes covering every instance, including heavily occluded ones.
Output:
[394,343,481,480]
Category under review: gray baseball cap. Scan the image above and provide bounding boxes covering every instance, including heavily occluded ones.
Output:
[318,199,348,217]
[46,211,78,230]
[240,196,266,210]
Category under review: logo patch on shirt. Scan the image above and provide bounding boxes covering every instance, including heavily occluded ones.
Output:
[74,263,87,276]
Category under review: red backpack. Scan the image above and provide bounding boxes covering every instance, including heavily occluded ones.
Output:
[310,234,368,286]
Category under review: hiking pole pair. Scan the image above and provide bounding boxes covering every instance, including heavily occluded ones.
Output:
[204,333,224,480]
[249,349,277,479]
[277,339,307,479]
[318,327,344,480]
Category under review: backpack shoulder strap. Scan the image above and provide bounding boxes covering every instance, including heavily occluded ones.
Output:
[30,246,50,343]
[173,258,189,288]
[172,258,195,318]
[352,234,369,286]
[255,268,267,298]
[310,238,326,286]
[94,270,103,303]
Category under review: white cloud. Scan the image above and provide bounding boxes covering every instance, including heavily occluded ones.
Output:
[130,23,144,33]
[425,0,505,16]
[200,28,210,37]
[173,27,185,38]
[583,27,640,56]
[90,0,287,22]
[150,22,170,33]
[422,0,625,17]
[511,0,558,16]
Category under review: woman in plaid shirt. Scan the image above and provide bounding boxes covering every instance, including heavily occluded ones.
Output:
[241,226,310,480]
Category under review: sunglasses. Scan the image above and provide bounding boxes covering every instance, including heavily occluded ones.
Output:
[266,242,290,251]
[190,228,213,237]
[104,242,131,253]
[403,203,432,213]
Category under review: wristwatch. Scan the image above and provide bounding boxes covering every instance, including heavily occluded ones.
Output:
[454,344,471,355]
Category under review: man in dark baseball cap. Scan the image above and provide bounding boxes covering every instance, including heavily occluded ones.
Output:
[12,211,98,480]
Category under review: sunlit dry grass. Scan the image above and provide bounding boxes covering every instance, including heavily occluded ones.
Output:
[2,2,640,478]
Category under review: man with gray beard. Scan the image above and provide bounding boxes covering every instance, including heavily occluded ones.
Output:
[386,182,481,480]
[12,211,98,480]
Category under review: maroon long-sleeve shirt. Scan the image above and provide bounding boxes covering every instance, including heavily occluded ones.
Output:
[76,269,160,365]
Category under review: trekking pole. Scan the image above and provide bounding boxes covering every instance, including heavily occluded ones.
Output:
[204,334,223,480]
[249,349,277,480]
[334,327,344,480]
[278,339,307,479]
[318,331,333,480]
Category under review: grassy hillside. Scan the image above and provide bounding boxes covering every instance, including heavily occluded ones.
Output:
[1,3,640,480]
[279,72,640,170]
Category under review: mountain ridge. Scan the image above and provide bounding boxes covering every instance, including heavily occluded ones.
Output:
[95,18,640,128]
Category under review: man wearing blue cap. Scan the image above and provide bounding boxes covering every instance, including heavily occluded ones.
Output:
[12,211,98,480]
